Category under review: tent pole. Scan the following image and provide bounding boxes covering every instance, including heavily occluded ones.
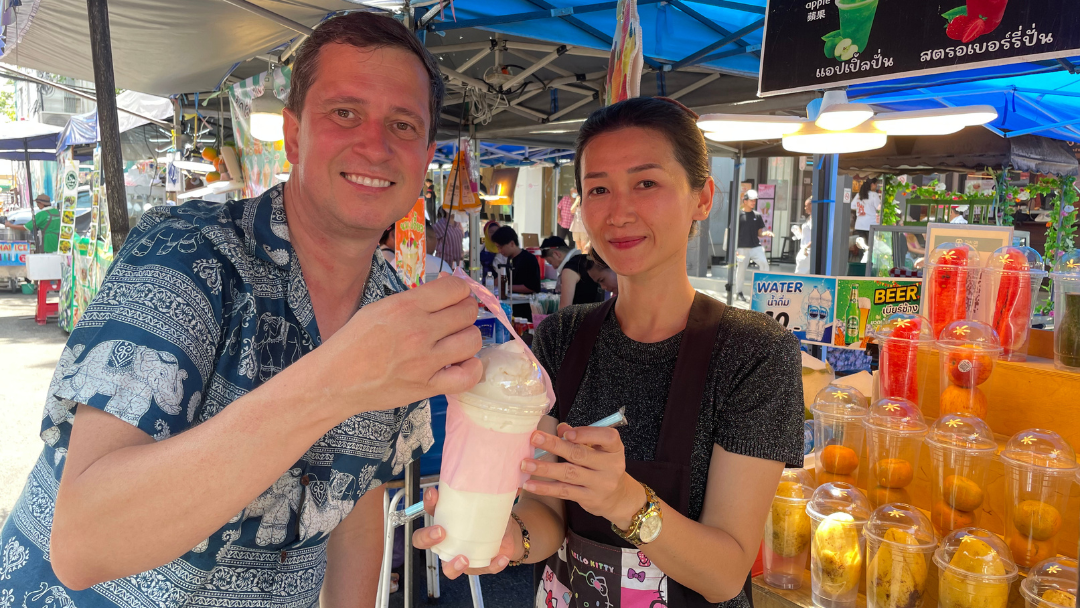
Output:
[86,0,130,251]
[24,140,40,253]
[724,148,742,305]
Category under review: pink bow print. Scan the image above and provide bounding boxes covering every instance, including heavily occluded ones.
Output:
[627,568,646,583]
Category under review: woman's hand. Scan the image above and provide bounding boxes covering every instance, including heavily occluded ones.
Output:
[521,424,646,530]
[410,488,518,580]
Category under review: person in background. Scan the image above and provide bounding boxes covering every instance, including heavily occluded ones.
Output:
[851,178,881,242]
[734,189,772,302]
[379,226,396,266]
[424,222,448,283]
[491,225,541,294]
[480,220,501,285]
[569,188,588,251]
[792,197,813,274]
[423,178,437,221]
[5,193,60,253]
[433,208,465,268]
[556,188,577,245]
[541,236,603,308]
[949,204,969,224]
[583,252,618,297]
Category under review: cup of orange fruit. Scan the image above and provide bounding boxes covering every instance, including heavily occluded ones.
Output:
[924,414,996,535]
[811,384,869,487]
[934,527,1018,608]
[999,429,1078,569]
[763,468,817,590]
[936,320,1003,420]
[864,398,927,508]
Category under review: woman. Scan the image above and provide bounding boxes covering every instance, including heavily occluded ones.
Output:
[850,178,881,244]
[583,252,618,297]
[433,209,465,268]
[378,226,395,266]
[792,197,813,274]
[569,188,588,251]
[480,220,502,286]
[414,97,804,607]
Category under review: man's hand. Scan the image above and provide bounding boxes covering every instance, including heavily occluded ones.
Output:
[312,275,483,419]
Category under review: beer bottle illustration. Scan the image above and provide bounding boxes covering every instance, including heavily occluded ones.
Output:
[845,286,860,345]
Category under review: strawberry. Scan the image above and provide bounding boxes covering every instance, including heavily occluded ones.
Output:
[946,14,974,40]
[960,17,988,43]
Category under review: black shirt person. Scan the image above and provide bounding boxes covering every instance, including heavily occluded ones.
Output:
[540,236,603,308]
[490,225,541,294]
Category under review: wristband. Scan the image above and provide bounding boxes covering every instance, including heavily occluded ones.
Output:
[507,511,530,567]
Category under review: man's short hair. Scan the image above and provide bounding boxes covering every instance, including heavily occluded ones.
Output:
[491,226,519,247]
[285,12,446,143]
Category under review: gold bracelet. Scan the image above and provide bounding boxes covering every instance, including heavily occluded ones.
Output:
[507,511,530,567]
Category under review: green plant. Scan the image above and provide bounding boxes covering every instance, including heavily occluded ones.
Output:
[881,174,901,226]
[1038,176,1079,315]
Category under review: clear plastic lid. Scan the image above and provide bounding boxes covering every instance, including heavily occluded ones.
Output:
[933,527,1018,580]
[865,398,927,434]
[1021,557,1078,608]
[987,246,1047,277]
[868,313,934,344]
[775,467,816,502]
[999,429,1079,472]
[811,384,869,421]
[1028,557,1079,587]
[806,482,872,523]
[927,242,981,269]
[925,414,997,453]
[865,502,937,549]
[937,319,1004,353]
[461,341,550,410]
[1050,250,1080,282]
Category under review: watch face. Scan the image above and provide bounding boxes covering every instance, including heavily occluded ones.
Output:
[638,514,662,544]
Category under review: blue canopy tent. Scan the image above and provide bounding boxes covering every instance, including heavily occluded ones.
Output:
[0,122,63,204]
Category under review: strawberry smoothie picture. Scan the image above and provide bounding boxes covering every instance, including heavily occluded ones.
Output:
[943,0,1010,43]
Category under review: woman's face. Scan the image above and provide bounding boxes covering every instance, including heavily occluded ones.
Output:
[588,266,619,294]
[579,127,713,278]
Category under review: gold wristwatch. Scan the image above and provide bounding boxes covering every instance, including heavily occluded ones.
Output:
[611,483,663,546]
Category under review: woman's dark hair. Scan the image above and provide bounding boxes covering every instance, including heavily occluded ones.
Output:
[379,227,393,246]
[573,97,709,195]
[858,178,877,200]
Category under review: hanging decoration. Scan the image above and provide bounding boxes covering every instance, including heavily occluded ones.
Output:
[441,137,480,214]
[604,0,643,106]
[229,66,291,198]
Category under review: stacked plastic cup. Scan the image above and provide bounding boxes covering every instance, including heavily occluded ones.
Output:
[934,527,1018,608]
[1020,557,1078,608]
[976,246,1046,362]
[811,384,869,486]
[807,482,872,608]
[998,429,1078,570]
[763,467,816,590]
[870,314,935,408]
[924,414,996,535]
[864,398,928,508]
[936,320,1002,420]
[864,503,937,608]
[1050,250,1080,372]
[925,243,981,341]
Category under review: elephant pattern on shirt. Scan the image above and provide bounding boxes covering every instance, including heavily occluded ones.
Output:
[385,401,434,475]
[54,340,188,427]
[298,469,357,543]
[243,467,303,547]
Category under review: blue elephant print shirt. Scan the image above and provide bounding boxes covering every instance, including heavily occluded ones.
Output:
[0,183,435,608]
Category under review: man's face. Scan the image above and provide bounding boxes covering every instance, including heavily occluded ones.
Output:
[497,241,516,258]
[283,43,436,237]
[742,197,756,211]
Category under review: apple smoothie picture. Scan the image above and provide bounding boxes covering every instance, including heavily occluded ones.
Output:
[823,0,879,61]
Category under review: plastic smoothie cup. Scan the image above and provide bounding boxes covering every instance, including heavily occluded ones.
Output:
[807,482,872,608]
[811,384,868,486]
[1050,251,1080,371]
[976,246,1046,362]
[999,429,1078,570]
[864,503,937,608]
[763,468,816,590]
[864,398,927,508]
[1019,557,1078,608]
[925,243,981,341]
[924,414,996,535]
[934,528,1018,608]
[837,0,879,54]
[869,314,934,408]
[936,320,1002,421]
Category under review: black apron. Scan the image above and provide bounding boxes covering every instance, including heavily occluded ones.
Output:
[535,294,754,608]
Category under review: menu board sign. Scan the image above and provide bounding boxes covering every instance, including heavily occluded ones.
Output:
[760,0,1080,96]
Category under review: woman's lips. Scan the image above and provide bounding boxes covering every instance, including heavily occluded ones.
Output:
[608,237,645,250]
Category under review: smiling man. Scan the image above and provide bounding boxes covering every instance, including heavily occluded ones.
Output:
[0,13,483,608]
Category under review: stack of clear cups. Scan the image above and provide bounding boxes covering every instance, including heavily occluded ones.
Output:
[869,314,934,408]
[864,503,937,608]
[925,243,981,341]
[998,429,1079,569]
[924,414,996,536]
[936,320,1002,420]
[977,246,1046,362]
[934,528,1018,608]
[1050,250,1080,372]
[811,384,869,486]
[1020,557,1078,608]
[763,468,817,590]
[807,482,872,608]
[864,398,928,508]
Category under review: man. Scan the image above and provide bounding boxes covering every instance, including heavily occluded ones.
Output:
[0,13,483,608]
[491,225,540,294]
[950,204,969,224]
[792,196,812,274]
[734,189,773,301]
[5,193,60,253]
[423,177,437,220]
[540,235,602,308]
[555,188,576,244]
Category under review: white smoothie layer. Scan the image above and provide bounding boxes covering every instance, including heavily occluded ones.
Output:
[456,396,543,434]
[431,484,518,568]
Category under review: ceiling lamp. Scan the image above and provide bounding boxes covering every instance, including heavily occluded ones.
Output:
[250,93,285,142]
[782,121,887,154]
[815,90,874,131]
[872,105,999,136]
[697,114,805,142]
